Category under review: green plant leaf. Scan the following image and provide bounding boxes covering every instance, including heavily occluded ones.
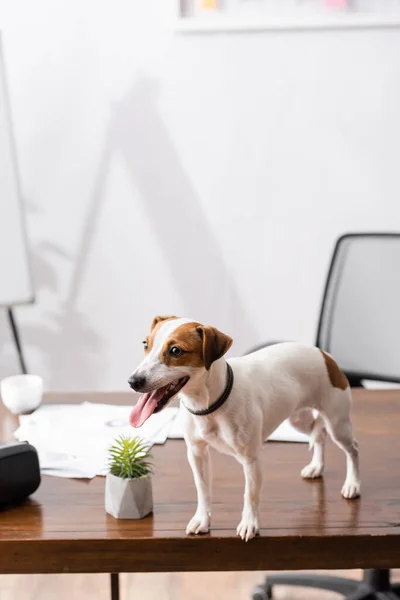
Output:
[107,434,153,479]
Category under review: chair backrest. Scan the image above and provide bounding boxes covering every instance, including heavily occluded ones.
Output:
[316,233,400,383]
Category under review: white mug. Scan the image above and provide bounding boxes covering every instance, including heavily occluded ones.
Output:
[0,374,43,415]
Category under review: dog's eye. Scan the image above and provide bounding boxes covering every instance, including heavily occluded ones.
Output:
[169,346,183,357]
[143,341,148,351]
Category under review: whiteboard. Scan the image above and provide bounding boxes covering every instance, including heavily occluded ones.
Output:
[0,37,34,307]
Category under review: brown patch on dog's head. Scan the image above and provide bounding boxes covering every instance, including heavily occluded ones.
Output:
[320,350,349,390]
[143,315,178,354]
[150,315,178,331]
[159,322,233,370]
[161,322,204,367]
[197,325,233,370]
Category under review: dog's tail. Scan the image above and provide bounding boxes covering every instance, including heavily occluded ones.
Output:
[309,414,325,450]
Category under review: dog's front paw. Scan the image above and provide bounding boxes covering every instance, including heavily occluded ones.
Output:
[236,514,259,542]
[301,461,324,479]
[186,512,210,535]
[341,479,361,499]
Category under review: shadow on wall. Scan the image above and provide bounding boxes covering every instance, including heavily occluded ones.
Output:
[1,74,256,389]
[0,201,104,389]
[109,75,256,344]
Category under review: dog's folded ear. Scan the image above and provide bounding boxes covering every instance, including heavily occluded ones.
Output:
[196,326,233,370]
[150,315,177,331]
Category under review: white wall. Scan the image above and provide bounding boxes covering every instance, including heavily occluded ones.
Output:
[0,0,400,390]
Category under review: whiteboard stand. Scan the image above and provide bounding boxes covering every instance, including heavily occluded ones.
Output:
[6,308,28,374]
[0,35,33,375]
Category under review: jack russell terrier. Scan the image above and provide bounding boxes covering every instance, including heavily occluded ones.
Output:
[128,316,360,541]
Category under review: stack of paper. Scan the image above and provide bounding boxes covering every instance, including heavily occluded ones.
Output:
[14,402,176,479]
[13,403,308,479]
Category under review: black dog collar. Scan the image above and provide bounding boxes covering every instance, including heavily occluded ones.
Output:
[183,363,234,417]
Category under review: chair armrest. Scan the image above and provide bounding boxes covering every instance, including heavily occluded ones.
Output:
[243,340,288,356]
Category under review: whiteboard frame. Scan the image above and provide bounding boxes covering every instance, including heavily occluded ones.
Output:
[174,0,400,31]
[0,34,35,308]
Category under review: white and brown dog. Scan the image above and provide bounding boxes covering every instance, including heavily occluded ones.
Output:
[129,316,360,541]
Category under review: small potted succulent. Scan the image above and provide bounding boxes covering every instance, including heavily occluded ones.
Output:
[105,435,153,519]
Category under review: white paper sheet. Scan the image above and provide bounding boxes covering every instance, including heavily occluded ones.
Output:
[267,420,308,443]
[164,406,309,443]
[14,402,176,478]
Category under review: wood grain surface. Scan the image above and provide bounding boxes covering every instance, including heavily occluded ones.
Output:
[1,389,400,574]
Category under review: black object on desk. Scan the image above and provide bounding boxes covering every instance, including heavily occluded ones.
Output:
[0,442,40,505]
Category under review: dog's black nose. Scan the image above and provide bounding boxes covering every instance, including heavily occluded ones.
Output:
[128,375,146,391]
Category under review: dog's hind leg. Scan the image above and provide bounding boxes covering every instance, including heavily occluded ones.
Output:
[321,388,360,499]
[289,408,327,479]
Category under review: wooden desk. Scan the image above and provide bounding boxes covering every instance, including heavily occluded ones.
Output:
[1,390,400,576]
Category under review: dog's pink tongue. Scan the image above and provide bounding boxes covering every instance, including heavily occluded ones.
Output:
[129,388,165,428]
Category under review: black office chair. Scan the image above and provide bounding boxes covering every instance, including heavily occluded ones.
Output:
[251,233,400,600]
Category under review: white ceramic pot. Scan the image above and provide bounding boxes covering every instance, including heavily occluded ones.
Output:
[105,473,153,519]
[0,375,43,415]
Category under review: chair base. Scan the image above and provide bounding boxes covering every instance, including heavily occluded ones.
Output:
[252,570,400,600]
